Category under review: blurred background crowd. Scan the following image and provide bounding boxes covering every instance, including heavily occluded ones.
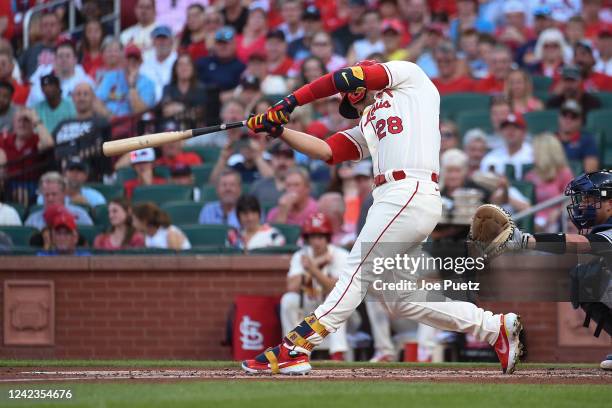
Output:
[0,0,610,255]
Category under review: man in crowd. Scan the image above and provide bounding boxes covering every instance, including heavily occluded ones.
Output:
[280,212,350,361]
[221,0,249,34]
[123,148,166,199]
[288,5,325,61]
[547,65,602,117]
[250,141,296,205]
[463,129,490,177]
[266,167,318,226]
[475,45,514,93]
[26,171,93,230]
[432,42,475,95]
[140,25,178,102]
[265,30,294,77]
[278,0,304,46]
[480,113,534,180]
[0,80,15,133]
[573,40,612,92]
[196,26,245,93]
[120,0,157,52]
[317,192,356,248]
[19,11,61,78]
[556,99,600,174]
[33,73,76,134]
[381,19,409,61]
[37,210,90,256]
[198,168,242,230]
[482,96,513,150]
[0,50,29,104]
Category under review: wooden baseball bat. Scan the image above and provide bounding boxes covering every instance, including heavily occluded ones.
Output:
[102,120,247,157]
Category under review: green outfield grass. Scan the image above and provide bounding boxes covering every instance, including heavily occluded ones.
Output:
[1,381,611,408]
[0,359,598,369]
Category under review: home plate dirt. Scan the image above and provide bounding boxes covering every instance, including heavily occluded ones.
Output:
[1,367,611,384]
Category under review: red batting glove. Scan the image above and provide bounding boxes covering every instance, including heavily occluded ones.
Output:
[247,114,284,138]
[267,94,298,124]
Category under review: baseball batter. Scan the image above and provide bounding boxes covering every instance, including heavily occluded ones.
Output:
[242,60,523,375]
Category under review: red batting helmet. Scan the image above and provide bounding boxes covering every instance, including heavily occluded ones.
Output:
[302,212,333,236]
[339,60,378,119]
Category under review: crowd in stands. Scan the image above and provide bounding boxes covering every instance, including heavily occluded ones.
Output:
[0,0,610,255]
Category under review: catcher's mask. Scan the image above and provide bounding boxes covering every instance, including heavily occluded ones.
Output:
[565,171,612,233]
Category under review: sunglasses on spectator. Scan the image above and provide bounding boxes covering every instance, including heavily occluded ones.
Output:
[312,42,331,47]
[543,42,560,48]
[441,131,456,138]
[561,111,581,120]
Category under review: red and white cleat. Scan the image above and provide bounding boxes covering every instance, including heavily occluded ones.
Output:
[329,351,345,361]
[369,351,395,363]
[241,344,311,375]
[494,313,524,374]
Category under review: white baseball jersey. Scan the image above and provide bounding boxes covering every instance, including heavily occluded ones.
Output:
[340,61,441,177]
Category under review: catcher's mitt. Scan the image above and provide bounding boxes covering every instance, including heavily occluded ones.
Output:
[468,204,516,260]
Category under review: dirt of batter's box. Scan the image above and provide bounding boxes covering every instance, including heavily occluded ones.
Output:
[1,367,611,385]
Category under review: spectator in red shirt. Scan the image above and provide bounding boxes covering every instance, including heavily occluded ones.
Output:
[504,69,544,115]
[93,197,145,250]
[178,4,210,61]
[123,147,166,199]
[432,42,475,95]
[582,0,612,40]
[155,136,202,169]
[0,108,54,177]
[0,2,14,41]
[475,45,514,94]
[0,50,29,105]
[236,5,268,63]
[573,40,612,91]
[79,20,105,78]
[546,65,602,118]
[265,30,294,77]
[267,167,318,226]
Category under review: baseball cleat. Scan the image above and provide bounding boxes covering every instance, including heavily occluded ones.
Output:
[601,354,612,371]
[241,344,311,375]
[493,313,523,374]
[369,351,396,363]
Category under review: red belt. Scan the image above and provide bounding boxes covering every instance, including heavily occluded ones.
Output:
[373,170,439,187]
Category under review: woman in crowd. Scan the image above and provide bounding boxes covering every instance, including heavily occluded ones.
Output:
[160,53,207,128]
[93,198,145,250]
[79,19,105,78]
[309,31,347,73]
[236,7,268,63]
[529,28,571,77]
[178,4,209,60]
[524,133,574,233]
[504,69,544,114]
[440,120,460,155]
[229,195,285,252]
[95,38,123,84]
[132,202,191,250]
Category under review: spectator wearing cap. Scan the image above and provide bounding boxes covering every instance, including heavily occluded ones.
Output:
[27,41,95,108]
[26,171,93,230]
[381,19,409,61]
[32,73,76,134]
[235,6,267,64]
[331,0,367,56]
[475,45,514,94]
[160,53,207,127]
[96,44,156,117]
[495,1,533,51]
[527,28,572,78]
[449,0,494,44]
[94,197,145,251]
[229,194,285,251]
[0,50,29,105]
[346,10,385,65]
[36,157,105,207]
[221,0,250,34]
[547,65,602,117]
[309,31,347,73]
[266,30,294,76]
[515,6,556,68]
[287,5,324,62]
[504,69,544,115]
[233,74,263,114]
[463,129,489,177]
[140,25,178,102]
[19,12,61,78]
[410,23,446,79]
[0,107,54,179]
[155,131,202,168]
[178,4,210,61]
[480,113,533,180]
[595,30,612,75]
[0,80,16,133]
[432,42,475,95]
[120,0,157,52]
[169,163,201,201]
[124,148,167,199]
[198,168,242,230]
[278,0,304,45]
[244,52,289,97]
[196,26,246,92]
[250,141,297,206]
[213,133,273,185]
[556,99,600,173]
[267,167,318,226]
[37,211,91,256]
[573,39,612,92]
[318,192,356,248]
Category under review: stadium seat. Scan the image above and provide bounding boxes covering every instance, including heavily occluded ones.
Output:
[93,204,109,228]
[132,185,193,206]
[200,185,218,202]
[456,110,492,138]
[77,225,102,246]
[250,244,300,254]
[181,224,229,246]
[531,75,553,92]
[116,166,170,184]
[161,201,203,225]
[191,164,215,186]
[6,202,25,222]
[183,146,221,163]
[440,93,491,120]
[594,92,612,109]
[524,110,558,135]
[182,246,241,255]
[568,160,584,177]
[85,183,124,201]
[586,109,612,133]
[512,180,535,233]
[154,165,171,179]
[0,226,38,246]
[271,223,301,245]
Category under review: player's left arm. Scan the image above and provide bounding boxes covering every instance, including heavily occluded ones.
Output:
[523,232,607,254]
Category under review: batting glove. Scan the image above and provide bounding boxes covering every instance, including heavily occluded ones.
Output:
[247,113,284,138]
[267,94,298,124]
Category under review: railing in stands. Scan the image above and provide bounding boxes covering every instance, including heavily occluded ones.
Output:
[513,193,571,232]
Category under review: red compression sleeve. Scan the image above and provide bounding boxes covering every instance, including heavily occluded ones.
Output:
[293,63,390,105]
[324,132,361,165]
